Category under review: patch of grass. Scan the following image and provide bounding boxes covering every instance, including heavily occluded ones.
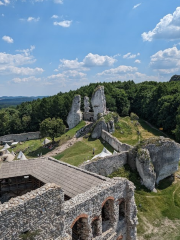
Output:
[54,137,114,166]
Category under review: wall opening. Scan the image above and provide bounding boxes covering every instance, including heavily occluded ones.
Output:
[119,200,125,221]
[91,218,100,238]
[72,217,90,240]
[102,199,114,233]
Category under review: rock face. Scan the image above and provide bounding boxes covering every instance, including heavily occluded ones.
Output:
[67,95,82,129]
[136,148,156,191]
[142,137,180,184]
[91,86,106,121]
[91,118,108,139]
[84,96,90,113]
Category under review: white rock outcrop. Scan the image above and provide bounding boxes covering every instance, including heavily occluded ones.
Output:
[84,96,90,113]
[67,95,82,129]
[91,86,106,121]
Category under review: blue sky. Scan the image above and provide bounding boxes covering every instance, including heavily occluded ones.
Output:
[0,0,180,96]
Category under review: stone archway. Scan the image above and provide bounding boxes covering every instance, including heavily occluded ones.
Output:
[101,197,115,233]
[119,200,125,221]
[71,214,90,240]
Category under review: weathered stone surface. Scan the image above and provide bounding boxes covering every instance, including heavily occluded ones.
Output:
[76,123,93,138]
[91,86,106,121]
[106,120,115,133]
[101,130,132,152]
[67,95,82,129]
[0,132,40,144]
[91,119,108,139]
[80,151,128,176]
[141,137,180,183]
[84,96,90,113]
[136,148,156,191]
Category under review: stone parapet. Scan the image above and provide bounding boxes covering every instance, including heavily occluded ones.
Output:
[0,132,40,144]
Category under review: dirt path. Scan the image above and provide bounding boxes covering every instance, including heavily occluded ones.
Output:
[44,136,83,157]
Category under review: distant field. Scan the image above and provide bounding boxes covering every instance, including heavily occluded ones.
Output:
[109,165,180,240]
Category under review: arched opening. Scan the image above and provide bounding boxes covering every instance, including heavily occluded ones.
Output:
[119,200,125,221]
[91,218,100,238]
[101,199,114,233]
[72,217,89,240]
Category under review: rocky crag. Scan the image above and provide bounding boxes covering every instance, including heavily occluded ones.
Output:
[67,95,82,129]
[91,86,106,121]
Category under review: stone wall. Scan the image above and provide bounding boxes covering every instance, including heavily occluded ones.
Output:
[0,132,40,144]
[0,183,64,240]
[76,123,94,138]
[80,152,128,176]
[101,130,132,152]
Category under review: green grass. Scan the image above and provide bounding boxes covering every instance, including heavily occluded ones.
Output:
[9,121,86,159]
[109,165,180,240]
[54,137,114,166]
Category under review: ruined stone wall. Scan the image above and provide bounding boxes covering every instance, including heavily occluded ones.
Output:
[0,132,40,144]
[0,183,64,240]
[61,178,137,240]
[80,152,128,176]
[101,130,132,152]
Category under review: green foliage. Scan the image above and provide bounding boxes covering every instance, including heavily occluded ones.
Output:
[19,230,40,240]
[130,112,139,120]
[40,118,66,142]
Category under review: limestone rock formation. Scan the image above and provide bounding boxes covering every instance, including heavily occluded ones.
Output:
[91,118,108,139]
[91,86,106,121]
[134,137,180,187]
[136,148,156,191]
[67,95,82,129]
[84,96,90,113]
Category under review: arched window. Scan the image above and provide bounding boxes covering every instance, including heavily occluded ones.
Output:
[101,198,114,233]
[72,216,89,240]
[119,200,125,221]
[91,218,100,238]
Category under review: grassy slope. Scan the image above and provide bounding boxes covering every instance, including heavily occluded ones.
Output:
[109,165,180,240]
[8,121,86,159]
[54,137,114,166]
[113,117,166,146]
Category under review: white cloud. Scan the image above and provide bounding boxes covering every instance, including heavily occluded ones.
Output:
[2,35,13,43]
[54,0,63,4]
[135,59,141,63]
[0,46,44,76]
[53,20,72,27]
[123,52,140,59]
[142,7,180,41]
[12,76,41,83]
[27,17,40,22]
[97,65,138,76]
[58,53,116,71]
[133,3,141,9]
[0,0,10,6]
[51,15,58,19]
[150,46,180,74]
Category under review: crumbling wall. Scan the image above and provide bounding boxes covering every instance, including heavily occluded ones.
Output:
[80,152,128,176]
[101,130,132,152]
[0,132,40,144]
[76,123,93,138]
[0,183,64,240]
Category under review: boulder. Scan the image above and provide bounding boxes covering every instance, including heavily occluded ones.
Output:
[84,96,90,113]
[67,95,82,129]
[91,86,106,121]
[91,119,108,139]
[136,148,156,191]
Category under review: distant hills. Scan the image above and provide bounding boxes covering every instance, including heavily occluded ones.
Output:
[169,75,180,82]
[0,96,47,109]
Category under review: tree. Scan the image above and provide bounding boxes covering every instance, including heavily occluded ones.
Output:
[39,118,66,142]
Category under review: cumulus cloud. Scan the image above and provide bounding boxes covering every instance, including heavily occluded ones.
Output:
[58,53,117,71]
[0,46,44,76]
[53,20,72,27]
[150,46,180,74]
[51,15,58,19]
[133,3,141,9]
[12,76,41,83]
[54,0,63,4]
[123,52,140,59]
[97,65,137,76]
[27,17,40,22]
[0,0,10,6]
[135,59,141,63]
[2,35,13,43]
[142,7,180,41]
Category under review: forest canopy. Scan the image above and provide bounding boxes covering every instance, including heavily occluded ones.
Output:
[0,80,180,142]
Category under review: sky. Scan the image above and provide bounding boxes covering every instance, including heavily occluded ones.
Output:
[0,0,180,96]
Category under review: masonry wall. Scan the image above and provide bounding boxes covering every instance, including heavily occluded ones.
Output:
[80,152,128,176]
[101,130,132,152]
[0,183,64,240]
[0,132,40,143]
